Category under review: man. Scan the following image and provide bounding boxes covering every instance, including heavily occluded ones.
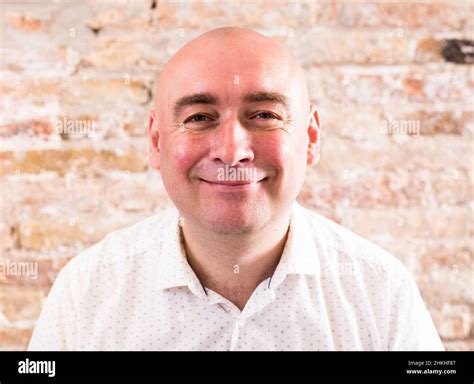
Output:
[29,27,443,351]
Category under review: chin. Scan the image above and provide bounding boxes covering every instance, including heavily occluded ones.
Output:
[200,201,268,235]
[204,217,257,235]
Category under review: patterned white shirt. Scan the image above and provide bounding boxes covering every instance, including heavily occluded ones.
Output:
[28,202,444,351]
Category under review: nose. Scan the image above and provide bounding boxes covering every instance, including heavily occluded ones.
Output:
[209,117,254,166]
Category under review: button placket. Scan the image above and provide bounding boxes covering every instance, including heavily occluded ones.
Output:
[229,318,246,351]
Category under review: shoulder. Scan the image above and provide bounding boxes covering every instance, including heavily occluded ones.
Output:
[59,206,178,279]
[295,202,411,284]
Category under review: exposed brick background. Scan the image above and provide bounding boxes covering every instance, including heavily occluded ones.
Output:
[0,0,472,351]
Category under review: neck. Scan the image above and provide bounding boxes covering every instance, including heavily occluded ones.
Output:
[181,210,291,311]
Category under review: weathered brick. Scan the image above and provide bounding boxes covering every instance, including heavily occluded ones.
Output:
[307,64,472,105]
[0,119,53,138]
[336,2,471,31]
[414,37,444,63]
[0,258,60,287]
[0,327,33,350]
[304,169,429,209]
[304,166,471,209]
[431,169,473,205]
[386,109,472,136]
[0,141,148,176]
[87,0,151,32]
[0,78,61,101]
[61,77,153,106]
[432,304,471,340]
[82,34,150,71]
[269,29,409,65]
[418,267,473,306]
[316,101,385,139]
[7,13,47,32]
[0,247,78,287]
[443,338,474,351]
[0,222,17,251]
[0,171,170,218]
[419,240,472,272]
[317,135,472,174]
[0,286,45,325]
[154,0,316,30]
[16,210,152,251]
[339,206,472,239]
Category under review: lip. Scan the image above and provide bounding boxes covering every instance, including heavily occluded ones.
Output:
[198,178,266,191]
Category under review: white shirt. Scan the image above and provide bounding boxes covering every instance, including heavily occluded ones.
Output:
[28,202,444,351]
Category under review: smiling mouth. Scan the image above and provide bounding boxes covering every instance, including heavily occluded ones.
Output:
[198,178,267,186]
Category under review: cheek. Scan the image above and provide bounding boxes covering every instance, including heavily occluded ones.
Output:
[174,144,194,173]
[163,136,204,178]
[255,131,301,168]
[256,131,308,199]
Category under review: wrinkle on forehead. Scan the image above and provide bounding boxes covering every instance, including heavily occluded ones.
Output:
[155,27,310,116]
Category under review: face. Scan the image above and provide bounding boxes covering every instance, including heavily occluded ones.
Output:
[148,35,320,234]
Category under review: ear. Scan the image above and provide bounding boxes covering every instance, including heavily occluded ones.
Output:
[307,104,321,166]
[148,109,161,170]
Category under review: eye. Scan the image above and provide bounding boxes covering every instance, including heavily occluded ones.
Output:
[253,112,278,120]
[185,114,211,123]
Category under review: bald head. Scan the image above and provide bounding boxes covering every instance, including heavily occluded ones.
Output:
[155,27,310,115]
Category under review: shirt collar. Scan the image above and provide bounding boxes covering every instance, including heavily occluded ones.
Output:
[152,202,320,293]
[267,201,321,289]
[152,207,206,296]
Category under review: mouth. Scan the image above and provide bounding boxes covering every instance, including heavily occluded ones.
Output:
[198,177,267,190]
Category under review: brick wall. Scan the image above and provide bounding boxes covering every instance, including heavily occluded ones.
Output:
[0,0,472,350]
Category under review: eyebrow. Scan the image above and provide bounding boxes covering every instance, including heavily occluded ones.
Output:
[173,93,217,120]
[172,91,291,119]
[243,91,291,111]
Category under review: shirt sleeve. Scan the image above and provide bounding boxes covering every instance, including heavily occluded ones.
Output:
[28,261,78,351]
[388,268,444,351]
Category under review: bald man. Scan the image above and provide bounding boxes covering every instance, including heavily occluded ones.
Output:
[29,27,443,351]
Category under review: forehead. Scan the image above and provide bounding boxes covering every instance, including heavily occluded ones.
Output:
[160,54,297,110]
